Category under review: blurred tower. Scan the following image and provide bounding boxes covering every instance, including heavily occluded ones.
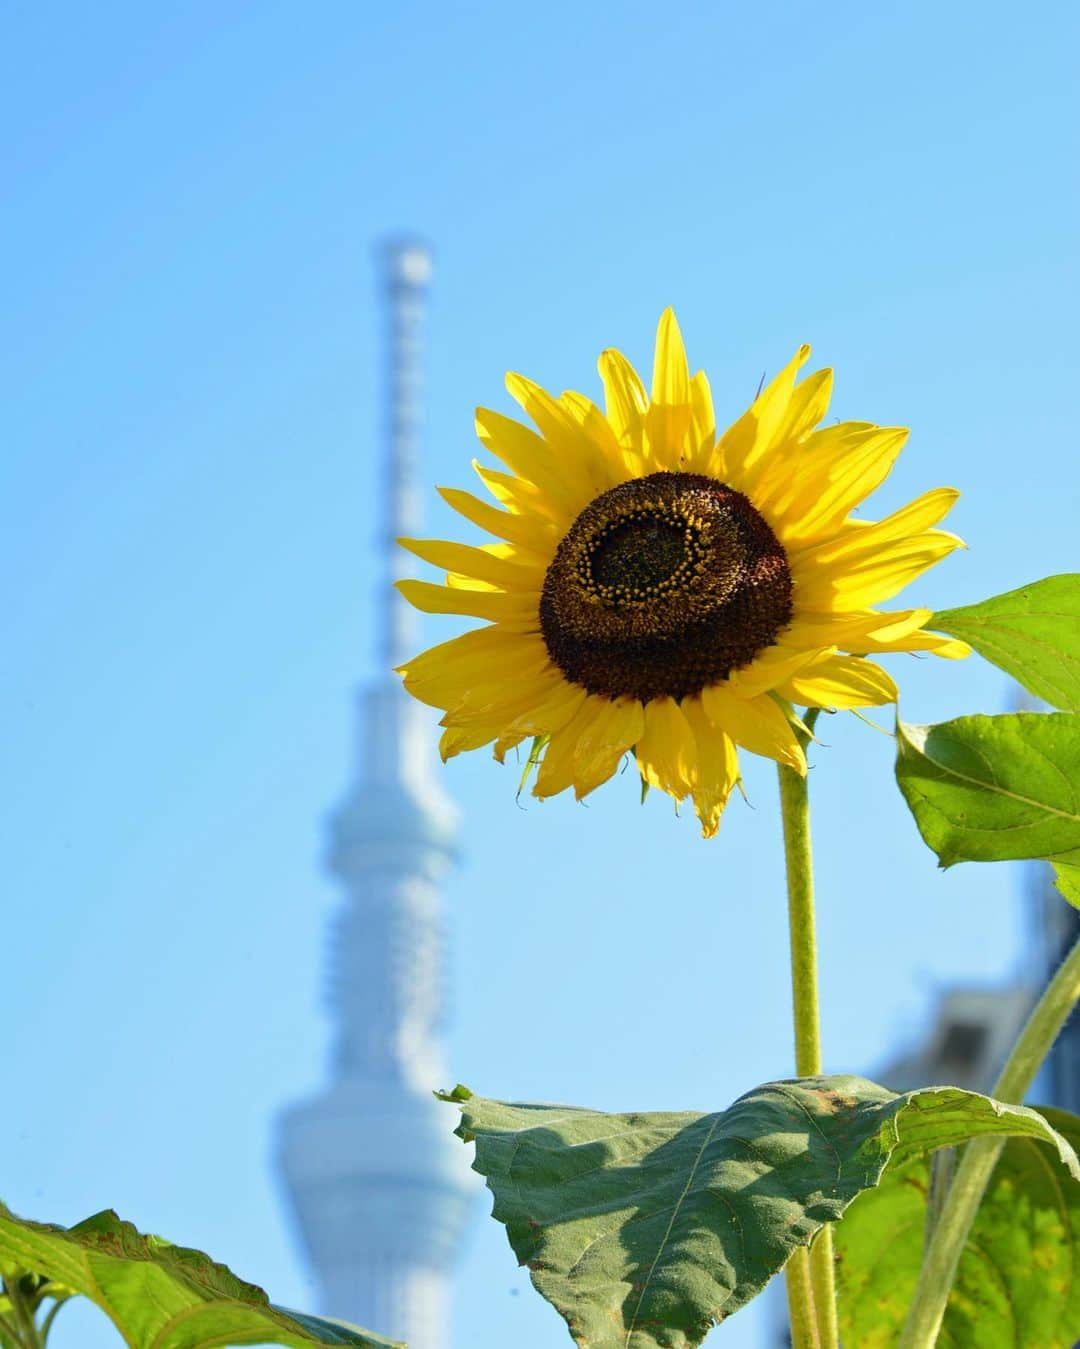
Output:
[277,240,476,1349]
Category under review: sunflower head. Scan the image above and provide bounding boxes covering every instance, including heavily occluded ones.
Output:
[397,311,968,837]
[539,470,794,703]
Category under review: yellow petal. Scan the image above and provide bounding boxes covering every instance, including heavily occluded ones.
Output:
[472,461,561,522]
[476,405,589,517]
[651,308,690,408]
[635,696,696,800]
[789,607,970,659]
[876,629,970,659]
[474,405,552,483]
[785,607,933,648]
[396,578,539,625]
[598,347,648,466]
[398,536,544,590]
[532,698,601,799]
[558,389,629,482]
[645,309,693,465]
[732,368,835,501]
[777,654,899,709]
[700,684,805,773]
[571,697,645,799]
[437,485,558,554]
[503,375,620,504]
[795,487,961,565]
[397,623,533,683]
[793,531,965,611]
[680,698,740,839]
[775,367,834,443]
[444,569,498,592]
[728,642,837,698]
[440,723,501,759]
[757,424,909,545]
[504,678,589,739]
[401,629,549,709]
[690,370,716,442]
[440,667,564,728]
[493,730,528,763]
[715,344,812,489]
[413,663,547,717]
[681,370,718,472]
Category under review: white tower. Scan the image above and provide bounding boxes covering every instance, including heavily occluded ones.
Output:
[277,240,476,1349]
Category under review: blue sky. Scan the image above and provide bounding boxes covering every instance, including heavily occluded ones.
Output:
[2,3,1077,1346]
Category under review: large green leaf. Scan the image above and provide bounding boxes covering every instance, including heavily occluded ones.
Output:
[895,712,1080,906]
[0,1202,401,1349]
[442,1077,1078,1349]
[934,575,1080,710]
[837,1106,1080,1347]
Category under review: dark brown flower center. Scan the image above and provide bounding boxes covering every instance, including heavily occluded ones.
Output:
[539,472,792,703]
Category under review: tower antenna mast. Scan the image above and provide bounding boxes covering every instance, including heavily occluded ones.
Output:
[278,239,474,1349]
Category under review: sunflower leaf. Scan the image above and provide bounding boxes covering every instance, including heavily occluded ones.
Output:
[836,1105,1080,1347]
[0,1201,400,1349]
[934,574,1080,710]
[447,1076,1077,1349]
[1050,849,1080,908]
[895,712,1080,905]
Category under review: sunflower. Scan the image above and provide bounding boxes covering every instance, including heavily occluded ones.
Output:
[396,311,968,837]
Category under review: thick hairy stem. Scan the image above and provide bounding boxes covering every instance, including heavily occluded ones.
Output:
[784,1247,822,1349]
[777,723,838,1349]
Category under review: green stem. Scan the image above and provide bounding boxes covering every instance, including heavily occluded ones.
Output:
[0,1309,23,1349]
[899,930,1080,1348]
[778,759,822,1078]
[777,719,838,1349]
[784,1247,822,1349]
[924,1147,955,1247]
[809,1234,840,1349]
[36,1299,67,1346]
[1,1276,42,1349]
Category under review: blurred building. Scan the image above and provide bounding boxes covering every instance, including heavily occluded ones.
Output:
[874,982,1033,1096]
[276,241,476,1349]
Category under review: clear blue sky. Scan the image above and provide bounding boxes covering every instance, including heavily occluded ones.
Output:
[2,3,1077,1347]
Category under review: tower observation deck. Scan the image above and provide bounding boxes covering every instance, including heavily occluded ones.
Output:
[277,240,476,1349]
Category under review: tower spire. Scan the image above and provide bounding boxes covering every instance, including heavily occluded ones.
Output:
[277,239,475,1349]
[378,238,431,673]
